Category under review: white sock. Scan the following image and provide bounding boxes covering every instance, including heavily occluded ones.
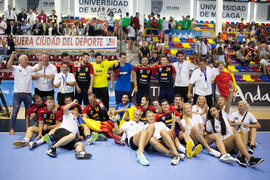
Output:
[36,138,44,145]
[189,139,195,147]
[23,137,30,142]
[178,144,186,153]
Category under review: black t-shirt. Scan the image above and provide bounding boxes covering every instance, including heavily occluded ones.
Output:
[140,47,150,57]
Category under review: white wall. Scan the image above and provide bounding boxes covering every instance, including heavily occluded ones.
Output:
[15,0,27,12]
[0,1,4,15]
[255,3,270,23]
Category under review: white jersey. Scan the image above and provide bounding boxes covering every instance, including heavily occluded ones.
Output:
[205,115,234,140]
[229,111,257,132]
[145,122,170,140]
[192,105,208,124]
[181,114,203,134]
[121,121,145,145]
[60,112,79,135]
[172,60,196,87]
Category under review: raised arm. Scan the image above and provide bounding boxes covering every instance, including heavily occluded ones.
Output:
[7,51,18,71]
[63,99,78,115]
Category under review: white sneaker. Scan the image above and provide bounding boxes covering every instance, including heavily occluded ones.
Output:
[220,154,236,164]
[179,153,185,161]
[208,148,221,158]
[171,154,181,165]
[177,144,186,153]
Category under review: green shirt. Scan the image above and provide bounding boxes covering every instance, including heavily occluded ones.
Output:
[187,20,192,30]
[181,20,188,29]
[146,19,152,28]
[122,17,130,27]
[157,18,162,29]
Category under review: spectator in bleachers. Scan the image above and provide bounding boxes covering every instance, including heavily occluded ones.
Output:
[173,51,196,102]
[5,20,18,35]
[27,8,36,24]
[157,14,162,30]
[133,12,141,39]
[0,16,7,35]
[17,8,27,25]
[107,12,115,36]
[220,29,228,41]
[94,19,104,36]
[216,46,226,64]
[54,62,76,106]
[63,23,72,36]
[45,21,57,36]
[162,17,169,44]
[84,20,95,36]
[57,22,64,35]
[20,19,31,35]
[48,10,57,24]
[6,34,16,55]
[37,10,47,24]
[98,7,107,21]
[32,18,43,35]
[260,55,270,76]
[7,52,42,135]
[122,12,130,41]
[4,5,17,23]
[236,47,251,67]
[32,54,57,99]
[33,9,38,16]
[138,41,150,63]
[72,21,83,36]
[127,22,135,52]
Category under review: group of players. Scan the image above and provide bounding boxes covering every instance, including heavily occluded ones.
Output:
[12,89,264,167]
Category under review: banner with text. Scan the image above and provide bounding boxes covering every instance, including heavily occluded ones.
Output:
[75,0,130,16]
[0,35,117,51]
[198,0,248,22]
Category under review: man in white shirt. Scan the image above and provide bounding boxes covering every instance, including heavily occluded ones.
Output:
[27,8,36,24]
[0,16,7,35]
[113,110,155,166]
[4,5,17,23]
[172,51,196,102]
[98,7,107,21]
[46,99,91,159]
[54,62,76,106]
[7,51,42,135]
[188,60,217,107]
[32,54,57,99]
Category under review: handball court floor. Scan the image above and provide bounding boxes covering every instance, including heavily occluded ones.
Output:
[0,107,270,180]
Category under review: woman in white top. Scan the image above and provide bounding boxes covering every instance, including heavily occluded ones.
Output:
[192,95,208,124]
[146,111,185,165]
[127,22,135,52]
[207,106,264,168]
[113,110,155,166]
[229,101,261,154]
[180,103,221,159]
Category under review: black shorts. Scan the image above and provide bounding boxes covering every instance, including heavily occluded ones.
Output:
[108,26,114,32]
[52,128,79,150]
[42,130,50,136]
[128,37,135,41]
[129,136,150,151]
[122,26,128,34]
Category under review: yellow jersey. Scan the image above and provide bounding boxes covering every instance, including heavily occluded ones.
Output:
[91,60,117,88]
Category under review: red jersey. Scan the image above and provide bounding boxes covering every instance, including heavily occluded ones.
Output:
[215,71,233,99]
[26,101,46,116]
[55,62,74,73]
[155,110,181,129]
[136,105,157,124]
[83,99,107,121]
[38,107,62,125]
[153,64,176,89]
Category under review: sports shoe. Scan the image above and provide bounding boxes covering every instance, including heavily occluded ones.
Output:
[43,134,53,147]
[248,157,264,168]
[13,140,29,147]
[248,145,254,154]
[75,151,92,159]
[86,132,99,145]
[136,153,149,166]
[236,156,247,167]
[171,154,181,165]
[113,134,125,146]
[97,133,107,141]
[220,154,236,164]
[186,140,194,159]
[191,144,203,157]
[29,141,38,150]
[208,148,221,158]
[47,147,56,157]
[179,153,185,161]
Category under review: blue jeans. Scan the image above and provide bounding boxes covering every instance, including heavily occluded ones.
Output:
[10,93,32,130]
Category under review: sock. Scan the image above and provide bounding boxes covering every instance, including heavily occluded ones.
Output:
[36,138,44,145]
[189,139,195,147]
[23,137,30,142]
[178,144,186,153]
